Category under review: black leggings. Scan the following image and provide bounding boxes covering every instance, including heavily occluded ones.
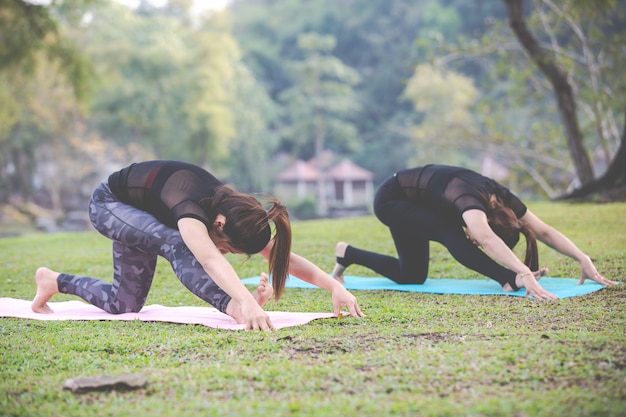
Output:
[340,176,517,288]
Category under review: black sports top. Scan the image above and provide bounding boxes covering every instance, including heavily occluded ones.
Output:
[108,160,223,231]
[394,164,527,225]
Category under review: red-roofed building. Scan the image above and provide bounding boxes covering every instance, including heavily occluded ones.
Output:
[274,155,374,218]
[274,159,319,201]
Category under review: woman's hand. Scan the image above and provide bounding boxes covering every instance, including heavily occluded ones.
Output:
[579,256,617,286]
[179,217,275,330]
[331,286,365,318]
[516,271,558,299]
[238,299,274,331]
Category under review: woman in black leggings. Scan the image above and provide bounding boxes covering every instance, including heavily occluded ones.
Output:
[32,160,363,330]
[332,164,615,299]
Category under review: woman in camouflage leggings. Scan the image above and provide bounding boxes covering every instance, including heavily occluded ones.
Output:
[56,181,234,315]
[32,160,364,330]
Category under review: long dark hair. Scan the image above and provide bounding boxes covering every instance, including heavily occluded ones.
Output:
[486,196,538,271]
[208,185,292,300]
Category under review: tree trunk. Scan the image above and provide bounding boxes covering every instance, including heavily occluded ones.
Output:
[503,0,595,185]
[557,106,626,200]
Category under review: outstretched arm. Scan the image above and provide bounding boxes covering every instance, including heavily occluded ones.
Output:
[260,244,364,317]
[178,218,274,330]
[520,210,617,286]
[463,209,557,299]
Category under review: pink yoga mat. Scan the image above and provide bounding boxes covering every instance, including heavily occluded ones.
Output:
[0,298,336,330]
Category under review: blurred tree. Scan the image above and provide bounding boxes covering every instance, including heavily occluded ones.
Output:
[401,64,480,168]
[0,59,78,207]
[278,32,361,215]
[504,0,594,185]
[81,2,238,168]
[425,0,625,198]
[231,0,509,182]
[231,0,421,180]
[0,0,95,206]
[182,12,238,169]
[0,0,93,99]
[225,60,280,192]
[503,0,626,199]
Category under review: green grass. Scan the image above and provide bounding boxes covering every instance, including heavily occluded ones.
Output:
[1,202,625,417]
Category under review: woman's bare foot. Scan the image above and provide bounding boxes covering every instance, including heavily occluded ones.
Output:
[336,241,348,258]
[331,242,349,284]
[252,273,273,307]
[226,273,274,324]
[535,267,548,282]
[32,267,60,314]
[331,264,346,284]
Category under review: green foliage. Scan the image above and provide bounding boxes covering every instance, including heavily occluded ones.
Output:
[457,0,626,195]
[0,0,97,204]
[225,60,281,192]
[0,0,95,100]
[287,197,319,220]
[402,64,480,166]
[420,1,462,40]
[278,32,361,160]
[232,0,434,178]
[3,0,625,211]
[80,2,242,167]
[1,202,625,416]
[0,57,84,204]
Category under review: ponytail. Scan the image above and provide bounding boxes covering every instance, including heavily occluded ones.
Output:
[266,198,292,301]
[520,225,539,271]
[205,185,292,301]
[486,195,539,271]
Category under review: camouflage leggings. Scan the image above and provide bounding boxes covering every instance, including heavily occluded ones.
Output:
[57,181,232,314]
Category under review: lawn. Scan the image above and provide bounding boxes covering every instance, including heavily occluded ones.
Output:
[1,202,625,417]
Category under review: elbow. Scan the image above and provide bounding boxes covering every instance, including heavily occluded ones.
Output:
[476,234,501,252]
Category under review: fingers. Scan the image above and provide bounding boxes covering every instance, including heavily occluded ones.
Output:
[333,297,365,318]
[346,302,365,318]
[580,257,617,286]
[350,299,365,317]
[521,274,558,300]
[590,273,617,286]
[246,317,274,331]
[351,301,365,317]
[528,279,558,299]
[531,288,558,300]
[531,284,558,299]
[259,315,274,331]
[579,271,618,286]
[333,304,341,317]
[526,287,557,300]
[242,300,274,331]
[257,317,273,331]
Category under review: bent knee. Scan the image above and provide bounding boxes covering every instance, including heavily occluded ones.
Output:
[105,304,143,315]
[395,272,427,285]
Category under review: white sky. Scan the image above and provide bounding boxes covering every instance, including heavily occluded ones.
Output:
[117,0,232,12]
[25,0,232,12]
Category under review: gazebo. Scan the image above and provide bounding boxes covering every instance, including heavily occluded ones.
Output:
[274,157,374,217]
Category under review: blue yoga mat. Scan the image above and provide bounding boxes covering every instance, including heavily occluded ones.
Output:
[240,275,609,298]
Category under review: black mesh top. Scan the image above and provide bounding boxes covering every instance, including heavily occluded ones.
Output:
[394,164,527,225]
[108,160,223,231]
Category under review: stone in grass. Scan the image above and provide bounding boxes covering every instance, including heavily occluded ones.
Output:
[63,373,147,394]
